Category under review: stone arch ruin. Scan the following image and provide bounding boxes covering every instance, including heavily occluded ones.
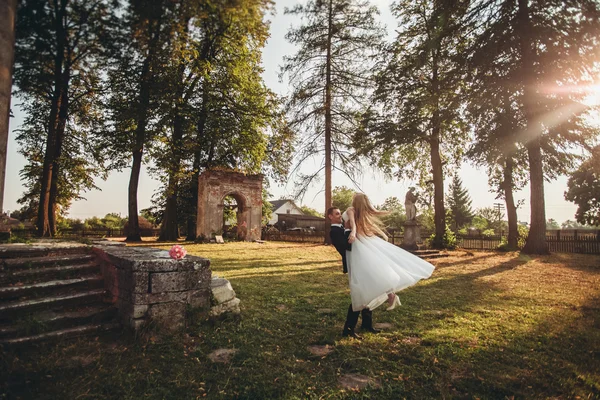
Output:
[196,170,263,241]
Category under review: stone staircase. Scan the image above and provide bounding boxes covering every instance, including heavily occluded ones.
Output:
[411,249,450,260]
[0,245,119,346]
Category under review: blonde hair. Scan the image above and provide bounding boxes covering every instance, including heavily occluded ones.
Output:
[351,193,388,240]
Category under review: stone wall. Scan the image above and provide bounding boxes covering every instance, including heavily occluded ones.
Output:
[94,246,211,331]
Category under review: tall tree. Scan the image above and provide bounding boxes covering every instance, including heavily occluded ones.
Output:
[0,0,17,213]
[14,0,116,236]
[281,0,384,243]
[466,0,600,254]
[355,0,469,248]
[107,0,172,242]
[465,14,529,250]
[155,0,196,241]
[178,0,293,241]
[447,175,474,231]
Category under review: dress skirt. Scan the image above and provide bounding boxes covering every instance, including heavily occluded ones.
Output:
[346,234,435,312]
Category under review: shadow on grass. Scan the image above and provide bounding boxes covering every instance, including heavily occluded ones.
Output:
[2,251,599,399]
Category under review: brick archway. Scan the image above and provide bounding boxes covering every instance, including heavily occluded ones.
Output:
[196,170,263,241]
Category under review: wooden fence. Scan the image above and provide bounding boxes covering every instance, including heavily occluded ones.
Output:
[8,226,600,254]
[10,228,161,238]
[458,236,504,250]
[546,236,600,254]
[261,231,325,243]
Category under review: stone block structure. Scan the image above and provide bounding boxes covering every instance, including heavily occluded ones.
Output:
[210,277,240,317]
[95,245,211,331]
[196,170,263,241]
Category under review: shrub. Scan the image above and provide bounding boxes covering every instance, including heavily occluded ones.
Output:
[482,229,496,237]
[518,224,529,249]
[428,227,457,250]
[496,225,529,251]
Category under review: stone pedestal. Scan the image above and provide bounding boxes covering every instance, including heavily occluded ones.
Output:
[94,246,211,332]
[401,221,421,251]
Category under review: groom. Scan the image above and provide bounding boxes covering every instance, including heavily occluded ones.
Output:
[327,207,379,338]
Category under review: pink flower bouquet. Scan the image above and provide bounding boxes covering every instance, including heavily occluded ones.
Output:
[169,245,187,260]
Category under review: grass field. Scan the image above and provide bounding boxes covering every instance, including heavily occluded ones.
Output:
[2,242,599,399]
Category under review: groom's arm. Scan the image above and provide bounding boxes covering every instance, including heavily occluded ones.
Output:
[330,229,347,256]
[344,230,352,252]
[330,228,350,274]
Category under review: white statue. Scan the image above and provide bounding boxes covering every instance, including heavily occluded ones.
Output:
[405,188,418,222]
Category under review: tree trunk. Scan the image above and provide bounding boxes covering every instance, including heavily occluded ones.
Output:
[158,111,184,241]
[323,0,333,245]
[186,36,214,241]
[517,0,548,254]
[430,52,445,249]
[186,152,201,241]
[0,0,17,214]
[522,139,548,254]
[430,134,445,248]
[48,78,70,235]
[186,97,207,241]
[38,0,68,237]
[127,147,143,242]
[503,157,519,250]
[126,17,162,242]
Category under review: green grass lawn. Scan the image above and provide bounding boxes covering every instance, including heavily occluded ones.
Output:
[2,242,599,399]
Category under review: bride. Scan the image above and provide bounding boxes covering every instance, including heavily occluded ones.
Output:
[343,193,435,312]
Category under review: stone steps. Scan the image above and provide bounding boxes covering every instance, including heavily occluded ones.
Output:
[0,304,117,340]
[1,253,96,270]
[0,244,91,259]
[0,243,121,346]
[0,289,107,321]
[418,253,450,260]
[0,275,104,300]
[410,249,450,260]
[411,250,441,255]
[0,261,100,284]
[0,321,121,346]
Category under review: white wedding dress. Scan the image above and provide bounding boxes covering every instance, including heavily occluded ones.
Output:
[342,210,435,312]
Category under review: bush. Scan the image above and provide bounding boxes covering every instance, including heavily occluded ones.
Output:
[518,224,529,249]
[496,238,511,252]
[428,227,457,250]
[496,224,529,251]
[482,229,496,237]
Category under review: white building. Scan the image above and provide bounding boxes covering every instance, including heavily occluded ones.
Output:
[268,199,304,225]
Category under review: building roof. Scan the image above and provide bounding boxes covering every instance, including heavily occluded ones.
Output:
[269,199,296,211]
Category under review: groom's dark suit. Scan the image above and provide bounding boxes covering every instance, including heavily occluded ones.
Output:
[330,225,376,337]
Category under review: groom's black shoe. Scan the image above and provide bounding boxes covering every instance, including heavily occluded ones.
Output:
[342,304,362,338]
[360,309,381,334]
[342,326,362,339]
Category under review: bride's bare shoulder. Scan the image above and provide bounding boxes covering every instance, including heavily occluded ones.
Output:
[345,207,355,213]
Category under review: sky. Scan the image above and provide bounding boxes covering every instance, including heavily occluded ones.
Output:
[3,0,594,224]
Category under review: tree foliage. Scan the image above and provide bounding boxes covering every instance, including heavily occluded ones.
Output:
[447,175,474,231]
[354,0,469,248]
[377,196,405,231]
[331,186,355,212]
[300,206,323,218]
[14,0,117,236]
[466,0,600,254]
[565,149,600,227]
